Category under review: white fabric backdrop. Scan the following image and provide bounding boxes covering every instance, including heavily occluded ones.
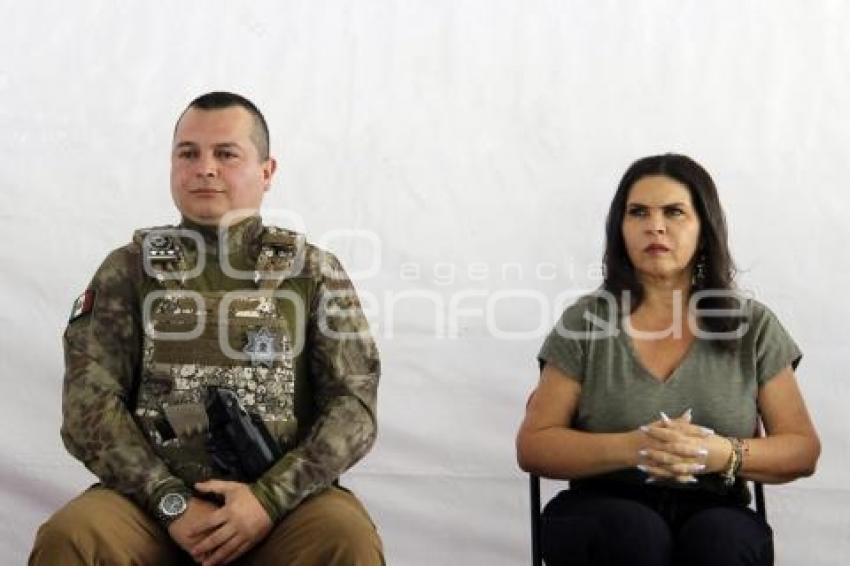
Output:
[1,1,848,563]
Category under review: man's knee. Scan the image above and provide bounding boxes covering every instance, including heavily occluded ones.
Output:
[297,489,382,564]
[29,488,181,566]
[320,521,382,565]
[30,496,103,564]
[253,487,383,566]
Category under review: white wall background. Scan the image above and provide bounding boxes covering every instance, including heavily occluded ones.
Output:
[1,1,848,564]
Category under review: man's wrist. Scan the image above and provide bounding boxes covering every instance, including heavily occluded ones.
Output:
[154,487,192,528]
[249,481,282,525]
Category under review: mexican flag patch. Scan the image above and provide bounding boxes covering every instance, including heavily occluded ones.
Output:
[69,290,95,322]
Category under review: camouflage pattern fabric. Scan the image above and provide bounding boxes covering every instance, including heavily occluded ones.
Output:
[61,216,380,523]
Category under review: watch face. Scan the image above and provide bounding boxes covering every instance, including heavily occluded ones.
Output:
[160,493,187,516]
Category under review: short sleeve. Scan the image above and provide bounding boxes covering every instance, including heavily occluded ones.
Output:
[537,295,612,383]
[751,302,803,385]
[538,322,584,382]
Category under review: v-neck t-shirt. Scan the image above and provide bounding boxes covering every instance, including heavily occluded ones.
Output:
[538,293,802,441]
[537,293,802,499]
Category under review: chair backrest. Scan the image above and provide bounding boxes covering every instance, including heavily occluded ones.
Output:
[528,474,765,566]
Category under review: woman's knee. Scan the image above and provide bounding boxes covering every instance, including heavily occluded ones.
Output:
[676,507,773,566]
[542,492,673,566]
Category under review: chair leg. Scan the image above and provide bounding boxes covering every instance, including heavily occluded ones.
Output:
[530,474,542,566]
[754,481,766,519]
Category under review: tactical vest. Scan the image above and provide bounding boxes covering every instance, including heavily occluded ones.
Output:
[131,223,311,486]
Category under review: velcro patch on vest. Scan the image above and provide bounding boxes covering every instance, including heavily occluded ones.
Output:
[163,403,209,438]
[69,290,95,323]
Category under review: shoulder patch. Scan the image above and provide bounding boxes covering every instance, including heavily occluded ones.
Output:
[69,290,95,323]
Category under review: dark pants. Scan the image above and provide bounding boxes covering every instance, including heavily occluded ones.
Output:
[541,481,773,566]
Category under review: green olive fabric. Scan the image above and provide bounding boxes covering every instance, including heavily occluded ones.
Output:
[61,216,380,524]
[538,292,801,499]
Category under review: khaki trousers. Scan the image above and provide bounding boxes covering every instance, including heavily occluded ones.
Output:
[30,485,384,566]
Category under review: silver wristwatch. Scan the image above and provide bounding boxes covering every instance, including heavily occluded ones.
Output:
[156,491,189,527]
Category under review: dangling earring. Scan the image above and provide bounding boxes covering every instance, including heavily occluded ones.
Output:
[692,253,707,288]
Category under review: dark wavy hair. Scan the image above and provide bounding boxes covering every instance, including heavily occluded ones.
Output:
[602,154,742,349]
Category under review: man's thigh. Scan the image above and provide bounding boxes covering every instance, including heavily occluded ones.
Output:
[29,486,190,566]
[241,486,383,566]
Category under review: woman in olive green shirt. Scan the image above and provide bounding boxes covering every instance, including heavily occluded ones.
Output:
[516,154,820,566]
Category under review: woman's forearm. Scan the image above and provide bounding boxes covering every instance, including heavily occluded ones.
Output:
[516,427,640,479]
[738,433,820,484]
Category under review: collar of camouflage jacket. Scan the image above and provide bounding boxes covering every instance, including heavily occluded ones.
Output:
[179,215,264,258]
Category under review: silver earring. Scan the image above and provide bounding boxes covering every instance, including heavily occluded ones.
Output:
[693,253,707,287]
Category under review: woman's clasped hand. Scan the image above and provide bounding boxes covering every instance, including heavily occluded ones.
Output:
[635,409,732,484]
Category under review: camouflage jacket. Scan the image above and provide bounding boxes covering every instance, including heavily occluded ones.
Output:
[61,216,380,523]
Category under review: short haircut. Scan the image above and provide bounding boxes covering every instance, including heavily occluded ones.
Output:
[176,91,270,161]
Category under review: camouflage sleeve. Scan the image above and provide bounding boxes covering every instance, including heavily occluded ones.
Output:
[61,244,188,516]
[251,251,380,522]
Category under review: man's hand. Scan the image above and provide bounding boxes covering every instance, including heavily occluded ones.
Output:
[637,410,729,483]
[187,480,273,566]
[168,497,221,556]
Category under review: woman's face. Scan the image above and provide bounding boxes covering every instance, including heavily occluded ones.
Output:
[622,175,702,284]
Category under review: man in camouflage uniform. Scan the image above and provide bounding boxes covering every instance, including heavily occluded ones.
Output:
[30,92,383,565]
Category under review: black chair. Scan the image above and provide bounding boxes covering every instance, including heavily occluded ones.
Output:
[528,475,766,566]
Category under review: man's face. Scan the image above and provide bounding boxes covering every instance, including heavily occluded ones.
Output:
[171,106,276,226]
